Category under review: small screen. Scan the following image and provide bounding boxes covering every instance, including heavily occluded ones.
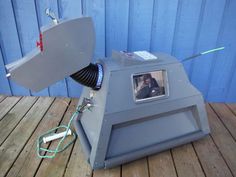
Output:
[133,70,166,101]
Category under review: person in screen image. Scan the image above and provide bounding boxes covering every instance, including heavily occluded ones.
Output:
[136,73,161,99]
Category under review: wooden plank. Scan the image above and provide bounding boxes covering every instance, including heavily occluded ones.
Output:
[172,144,205,177]
[0,97,54,177]
[93,167,120,177]
[0,96,38,145]
[148,150,177,177]
[12,0,49,96]
[35,99,79,177]
[64,121,92,176]
[193,135,233,177]
[64,139,92,177]
[0,46,11,95]
[58,0,82,19]
[206,0,236,101]
[122,158,149,177]
[171,0,203,75]
[150,0,178,53]
[83,0,105,58]
[5,98,69,177]
[105,0,129,56]
[189,0,226,98]
[0,0,30,95]
[128,0,154,51]
[206,104,236,176]
[226,103,236,115]
[0,95,6,102]
[0,96,21,120]
[210,103,236,140]
[226,68,236,102]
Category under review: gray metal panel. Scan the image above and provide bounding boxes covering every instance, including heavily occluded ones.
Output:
[79,61,110,146]
[104,131,207,169]
[73,114,91,161]
[105,61,199,114]
[7,17,95,92]
[73,52,210,169]
[107,106,199,158]
[87,94,208,169]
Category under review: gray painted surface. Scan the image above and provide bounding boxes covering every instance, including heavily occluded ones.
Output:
[5,16,210,169]
[74,52,210,169]
[6,17,95,92]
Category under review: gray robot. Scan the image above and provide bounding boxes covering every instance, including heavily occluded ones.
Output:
[6,16,210,169]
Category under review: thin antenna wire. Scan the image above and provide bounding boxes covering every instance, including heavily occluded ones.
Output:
[181,47,225,62]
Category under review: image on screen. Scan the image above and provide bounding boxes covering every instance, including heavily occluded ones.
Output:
[133,70,166,101]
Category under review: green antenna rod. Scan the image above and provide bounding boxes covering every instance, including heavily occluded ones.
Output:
[181,47,225,62]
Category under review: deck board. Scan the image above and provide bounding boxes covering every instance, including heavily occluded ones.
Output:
[0,96,21,120]
[122,158,149,177]
[64,138,92,177]
[0,97,38,145]
[193,136,233,177]
[63,98,92,176]
[172,144,205,177]
[0,97,54,177]
[34,98,76,177]
[0,95,6,102]
[5,98,69,177]
[210,103,236,140]
[226,103,236,115]
[208,104,236,176]
[148,150,177,177]
[0,96,236,177]
[93,167,121,177]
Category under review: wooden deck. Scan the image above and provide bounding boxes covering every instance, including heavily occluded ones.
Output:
[0,96,236,177]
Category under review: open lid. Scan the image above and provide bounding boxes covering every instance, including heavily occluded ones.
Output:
[6,17,95,92]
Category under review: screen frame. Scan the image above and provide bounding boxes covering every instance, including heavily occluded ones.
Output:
[131,70,169,103]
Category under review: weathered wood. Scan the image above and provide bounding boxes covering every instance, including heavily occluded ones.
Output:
[0,96,38,145]
[227,103,236,115]
[0,97,54,177]
[88,132,120,177]
[93,166,120,177]
[64,139,92,177]
[5,98,70,177]
[35,99,79,177]
[0,95,6,102]
[172,144,205,177]
[1,97,236,177]
[0,96,21,120]
[193,136,233,177]
[122,158,149,177]
[210,103,236,140]
[148,150,177,177]
[206,104,236,176]
[64,110,93,177]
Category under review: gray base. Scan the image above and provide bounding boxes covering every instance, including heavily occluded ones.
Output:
[74,116,209,169]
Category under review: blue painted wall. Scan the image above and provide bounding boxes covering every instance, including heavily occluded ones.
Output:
[0,0,236,102]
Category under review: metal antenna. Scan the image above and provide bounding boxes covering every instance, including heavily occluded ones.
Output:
[181,47,225,62]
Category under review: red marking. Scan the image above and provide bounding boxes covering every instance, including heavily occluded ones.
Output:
[36,33,43,51]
